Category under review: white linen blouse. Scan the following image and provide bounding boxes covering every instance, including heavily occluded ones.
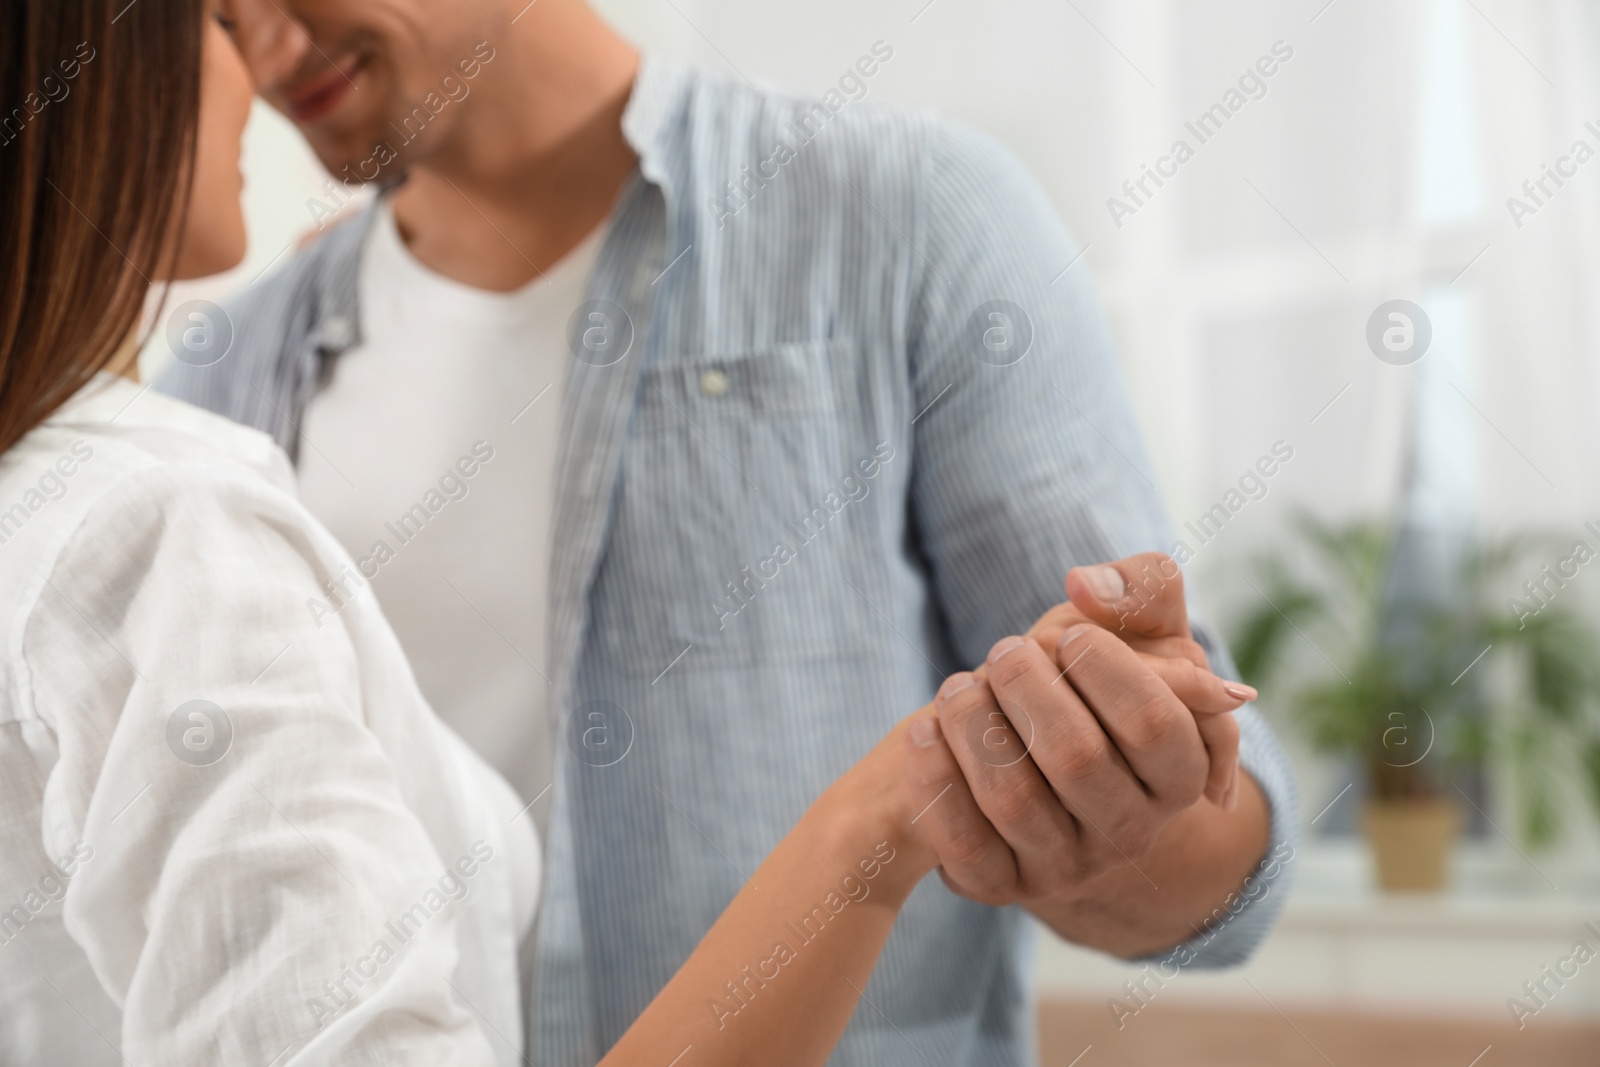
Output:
[0,375,538,1066]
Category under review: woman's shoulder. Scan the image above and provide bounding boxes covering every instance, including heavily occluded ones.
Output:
[0,376,325,716]
[0,374,303,569]
[41,373,295,488]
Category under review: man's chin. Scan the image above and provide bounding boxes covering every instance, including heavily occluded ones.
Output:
[308,133,404,187]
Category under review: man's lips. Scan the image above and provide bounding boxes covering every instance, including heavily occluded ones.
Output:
[283,56,364,124]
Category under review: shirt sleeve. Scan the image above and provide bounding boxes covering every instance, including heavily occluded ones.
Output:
[904,121,1299,966]
[22,462,498,1065]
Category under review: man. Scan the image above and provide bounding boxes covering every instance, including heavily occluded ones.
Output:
[161,1,1299,1063]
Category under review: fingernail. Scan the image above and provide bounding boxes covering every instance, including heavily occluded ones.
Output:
[939,672,977,700]
[1225,765,1241,811]
[1080,565,1126,602]
[987,636,1028,664]
[1057,622,1094,653]
[1222,682,1257,702]
[909,717,942,748]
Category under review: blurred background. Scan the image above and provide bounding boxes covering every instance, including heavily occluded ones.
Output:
[146,0,1600,1062]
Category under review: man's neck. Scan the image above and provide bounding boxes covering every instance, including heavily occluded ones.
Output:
[391,0,640,292]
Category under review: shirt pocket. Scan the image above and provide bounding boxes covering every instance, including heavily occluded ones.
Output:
[630,338,837,429]
[592,338,885,668]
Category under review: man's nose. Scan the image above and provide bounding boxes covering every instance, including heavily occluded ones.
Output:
[223,0,311,92]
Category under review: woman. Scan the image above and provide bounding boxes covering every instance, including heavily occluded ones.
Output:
[0,2,1250,1064]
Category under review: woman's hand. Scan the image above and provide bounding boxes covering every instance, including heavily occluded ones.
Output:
[821,716,944,893]
[890,553,1273,960]
[989,555,1254,806]
[837,552,1259,897]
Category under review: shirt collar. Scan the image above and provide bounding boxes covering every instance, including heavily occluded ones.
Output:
[305,203,380,358]
[620,53,692,192]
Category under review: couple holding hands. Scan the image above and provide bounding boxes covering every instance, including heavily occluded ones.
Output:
[0,0,1296,1063]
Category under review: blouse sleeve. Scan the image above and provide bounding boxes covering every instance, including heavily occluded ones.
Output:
[22,461,498,1066]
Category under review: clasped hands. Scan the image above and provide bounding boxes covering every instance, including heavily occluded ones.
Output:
[891,552,1257,931]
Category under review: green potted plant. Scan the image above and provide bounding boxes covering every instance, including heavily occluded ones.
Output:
[1228,513,1600,891]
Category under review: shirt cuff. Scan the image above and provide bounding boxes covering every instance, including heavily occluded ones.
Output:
[1135,705,1301,970]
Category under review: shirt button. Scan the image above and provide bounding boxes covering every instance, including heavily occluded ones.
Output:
[699,369,730,397]
[322,315,354,348]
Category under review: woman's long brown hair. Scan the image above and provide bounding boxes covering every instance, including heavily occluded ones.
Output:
[0,0,203,454]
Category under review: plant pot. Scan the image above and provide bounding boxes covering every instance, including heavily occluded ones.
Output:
[1362,799,1462,892]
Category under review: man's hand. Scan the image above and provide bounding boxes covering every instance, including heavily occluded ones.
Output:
[901,552,1273,958]
[980,552,1252,807]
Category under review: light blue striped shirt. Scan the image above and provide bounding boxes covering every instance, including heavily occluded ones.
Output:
[159,54,1298,1067]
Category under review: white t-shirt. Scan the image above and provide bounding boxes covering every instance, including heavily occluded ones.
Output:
[298,201,603,805]
[0,375,538,1066]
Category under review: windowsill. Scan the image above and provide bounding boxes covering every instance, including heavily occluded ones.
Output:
[1034,839,1600,1017]
[1281,838,1600,937]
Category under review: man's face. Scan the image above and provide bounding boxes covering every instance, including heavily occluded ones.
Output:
[220,0,497,177]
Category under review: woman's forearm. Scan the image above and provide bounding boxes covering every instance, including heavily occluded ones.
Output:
[599,719,936,1067]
